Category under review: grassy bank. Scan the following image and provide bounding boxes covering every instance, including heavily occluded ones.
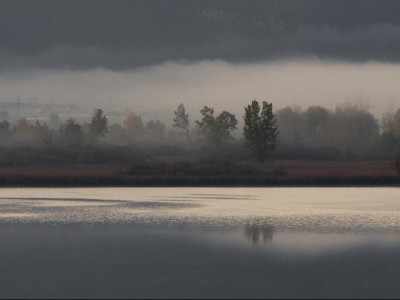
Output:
[0,160,399,187]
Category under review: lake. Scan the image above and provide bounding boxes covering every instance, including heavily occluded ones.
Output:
[0,188,399,298]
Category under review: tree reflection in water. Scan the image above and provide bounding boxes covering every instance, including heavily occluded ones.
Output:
[244,224,274,245]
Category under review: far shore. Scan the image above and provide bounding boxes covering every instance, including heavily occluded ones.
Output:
[0,160,399,187]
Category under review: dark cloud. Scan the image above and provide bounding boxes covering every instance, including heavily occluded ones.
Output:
[1,0,400,71]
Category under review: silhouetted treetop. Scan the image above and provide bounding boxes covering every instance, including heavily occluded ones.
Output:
[196,106,238,146]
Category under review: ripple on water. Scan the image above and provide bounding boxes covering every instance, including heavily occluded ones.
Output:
[0,188,399,234]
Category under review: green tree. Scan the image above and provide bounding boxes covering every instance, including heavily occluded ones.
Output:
[173,103,190,140]
[89,109,108,142]
[243,100,279,162]
[195,106,238,146]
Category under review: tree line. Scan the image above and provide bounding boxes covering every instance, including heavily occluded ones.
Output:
[0,100,278,163]
[275,103,400,159]
[1,100,400,162]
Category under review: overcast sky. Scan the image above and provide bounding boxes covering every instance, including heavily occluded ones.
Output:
[1,0,400,119]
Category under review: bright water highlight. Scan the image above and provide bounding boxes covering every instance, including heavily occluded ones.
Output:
[0,188,399,298]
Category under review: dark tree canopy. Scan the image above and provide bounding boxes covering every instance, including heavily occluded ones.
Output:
[89,109,108,142]
[243,100,279,162]
[196,106,238,146]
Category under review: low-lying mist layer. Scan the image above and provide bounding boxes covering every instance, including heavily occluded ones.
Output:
[1,60,400,166]
[1,60,400,121]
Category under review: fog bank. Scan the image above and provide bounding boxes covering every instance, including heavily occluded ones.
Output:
[1,59,400,121]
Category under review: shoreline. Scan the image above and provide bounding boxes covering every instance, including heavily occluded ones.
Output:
[0,160,398,188]
[1,175,399,188]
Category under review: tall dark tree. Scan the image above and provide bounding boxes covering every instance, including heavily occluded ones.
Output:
[196,106,238,146]
[173,103,190,140]
[244,100,279,162]
[89,109,108,142]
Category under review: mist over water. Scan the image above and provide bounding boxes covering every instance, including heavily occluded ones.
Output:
[1,60,400,121]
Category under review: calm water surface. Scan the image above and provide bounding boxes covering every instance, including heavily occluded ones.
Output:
[0,188,399,298]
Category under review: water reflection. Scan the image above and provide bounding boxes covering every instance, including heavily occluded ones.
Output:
[0,223,399,298]
[244,224,274,245]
